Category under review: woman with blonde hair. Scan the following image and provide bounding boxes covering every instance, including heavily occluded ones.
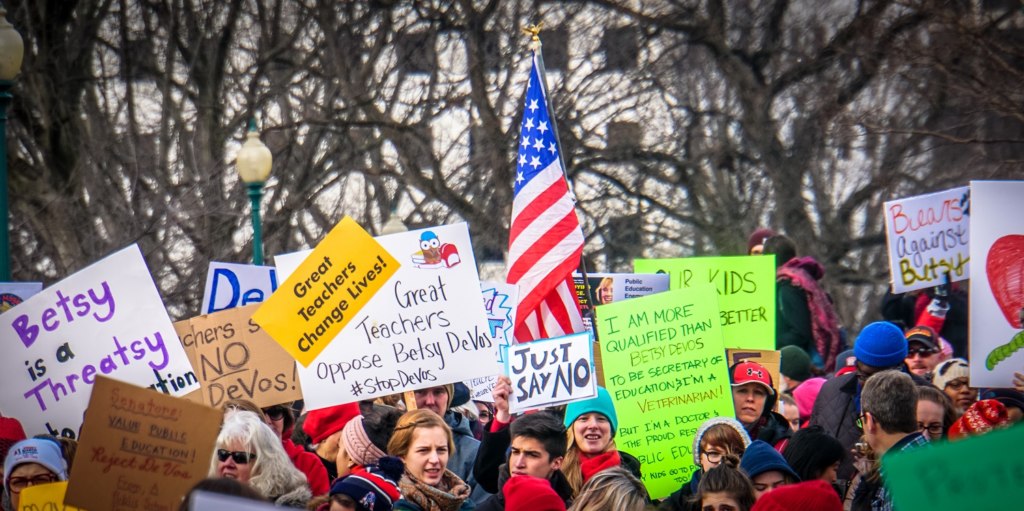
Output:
[210,410,312,507]
[386,409,472,511]
[560,387,641,498]
[567,467,647,511]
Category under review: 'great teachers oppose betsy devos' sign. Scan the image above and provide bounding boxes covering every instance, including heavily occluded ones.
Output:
[276,222,496,411]
[0,245,199,437]
[634,256,775,349]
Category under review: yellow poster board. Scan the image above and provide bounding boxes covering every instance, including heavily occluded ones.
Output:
[19,481,81,511]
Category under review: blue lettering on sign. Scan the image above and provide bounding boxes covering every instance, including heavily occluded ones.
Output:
[207,268,279,313]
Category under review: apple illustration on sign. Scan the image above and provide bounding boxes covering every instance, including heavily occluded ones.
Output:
[984,234,1024,370]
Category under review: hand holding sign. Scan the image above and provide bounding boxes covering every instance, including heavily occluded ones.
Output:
[504,332,596,413]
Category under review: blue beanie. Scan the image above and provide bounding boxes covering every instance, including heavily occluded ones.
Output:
[563,387,618,434]
[853,322,907,368]
[740,440,799,481]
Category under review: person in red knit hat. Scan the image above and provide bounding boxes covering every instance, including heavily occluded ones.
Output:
[948,399,1009,440]
[750,480,842,511]
[304,402,362,482]
[502,475,565,511]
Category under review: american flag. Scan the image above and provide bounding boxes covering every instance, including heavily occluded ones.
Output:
[507,50,586,342]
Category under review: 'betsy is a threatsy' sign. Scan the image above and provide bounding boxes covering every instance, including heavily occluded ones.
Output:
[253,217,399,366]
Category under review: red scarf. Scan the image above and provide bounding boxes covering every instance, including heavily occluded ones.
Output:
[580,450,621,483]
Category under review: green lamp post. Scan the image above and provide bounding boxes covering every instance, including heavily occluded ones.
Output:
[235,119,272,266]
[0,7,23,281]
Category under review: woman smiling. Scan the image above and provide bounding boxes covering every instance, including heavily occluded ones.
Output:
[559,387,642,498]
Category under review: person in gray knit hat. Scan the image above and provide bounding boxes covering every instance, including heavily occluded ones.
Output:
[658,417,752,511]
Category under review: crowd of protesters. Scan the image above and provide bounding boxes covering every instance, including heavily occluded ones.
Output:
[2,229,1022,511]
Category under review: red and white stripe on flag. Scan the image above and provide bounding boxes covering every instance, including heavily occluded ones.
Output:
[507,51,585,342]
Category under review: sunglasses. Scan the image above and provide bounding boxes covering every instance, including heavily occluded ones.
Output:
[216,449,257,464]
[263,407,286,421]
[907,347,938,357]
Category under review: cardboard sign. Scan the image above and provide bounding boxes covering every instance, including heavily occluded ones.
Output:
[19,481,81,511]
[634,256,776,349]
[725,349,781,396]
[65,376,220,511]
[505,331,596,412]
[596,287,733,500]
[174,304,302,408]
[201,262,279,314]
[574,273,670,330]
[0,282,43,314]
[253,216,400,367]
[883,186,970,293]
[276,223,496,410]
[473,281,520,403]
[969,181,1024,387]
[883,421,1024,511]
[0,245,199,438]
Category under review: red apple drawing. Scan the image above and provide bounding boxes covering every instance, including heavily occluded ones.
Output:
[987,234,1024,329]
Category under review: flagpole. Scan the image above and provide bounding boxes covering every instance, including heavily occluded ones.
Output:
[522,23,598,337]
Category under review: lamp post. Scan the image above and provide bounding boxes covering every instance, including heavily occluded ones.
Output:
[235,119,272,266]
[0,7,23,281]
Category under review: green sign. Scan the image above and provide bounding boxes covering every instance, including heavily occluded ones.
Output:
[883,425,1024,511]
[634,256,775,350]
[596,287,733,500]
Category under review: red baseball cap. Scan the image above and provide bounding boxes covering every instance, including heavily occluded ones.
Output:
[730,361,775,395]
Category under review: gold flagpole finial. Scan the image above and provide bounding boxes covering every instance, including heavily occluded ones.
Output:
[523,22,544,50]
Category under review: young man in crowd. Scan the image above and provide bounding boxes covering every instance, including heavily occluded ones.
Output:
[476,412,572,510]
[903,326,942,378]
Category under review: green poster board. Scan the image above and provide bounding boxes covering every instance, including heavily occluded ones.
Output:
[596,287,733,500]
[634,256,776,350]
[883,425,1024,511]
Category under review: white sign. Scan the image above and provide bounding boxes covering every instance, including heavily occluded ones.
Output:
[275,223,496,410]
[883,186,970,293]
[190,490,279,511]
[0,245,199,437]
[201,261,278,314]
[969,181,1024,387]
[505,331,596,413]
[472,281,519,402]
[0,282,43,314]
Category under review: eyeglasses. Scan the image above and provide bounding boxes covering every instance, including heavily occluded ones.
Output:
[8,474,58,493]
[216,449,257,464]
[856,412,870,430]
[907,347,938,357]
[701,450,725,464]
[263,407,286,421]
[945,379,970,390]
[918,422,944,436]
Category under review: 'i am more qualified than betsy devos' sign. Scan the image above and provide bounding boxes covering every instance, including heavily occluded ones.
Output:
[270,221,496,410]
[0,245,199,437]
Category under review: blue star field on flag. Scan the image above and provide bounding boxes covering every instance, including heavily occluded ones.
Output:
[514,57,560,196]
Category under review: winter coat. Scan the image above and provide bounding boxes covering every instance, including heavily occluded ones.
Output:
[282,438,329,495]
[657,469,701,511]
[270,483,313,508]
[445,410,489,504]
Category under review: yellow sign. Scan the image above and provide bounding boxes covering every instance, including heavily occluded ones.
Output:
[253,217,400,366]
[19,481,80,511]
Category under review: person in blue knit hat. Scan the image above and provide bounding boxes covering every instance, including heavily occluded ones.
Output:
[808,321,928,490]
[739,440,799,501]
[559,387,641,498]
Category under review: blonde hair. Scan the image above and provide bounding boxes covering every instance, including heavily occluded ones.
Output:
[561,420,618,497]
[210,411,307,500]
[567,467,646,511]
[386,409,454,459]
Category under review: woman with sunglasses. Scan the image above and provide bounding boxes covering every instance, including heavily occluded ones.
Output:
[3,438,67,511]
[211,410,312,508]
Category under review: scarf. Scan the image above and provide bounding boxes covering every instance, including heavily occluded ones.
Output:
[398,470,470,511]
[777,257,842,372]
[580,450,621,483]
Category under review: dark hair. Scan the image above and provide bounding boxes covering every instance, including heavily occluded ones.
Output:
[916,385,958,438]
[510,413,568,460]
[291,413,311,446]
[178,477,267,511]
[696,454,756,511]
[763,235,797,267]
[261,403,295,433]
[782,426,845,482]
[363,404,404,453]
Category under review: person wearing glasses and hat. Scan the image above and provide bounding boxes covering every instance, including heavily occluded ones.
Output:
[730,361,792,450]
[902,326,942,378]
[212,410,312,507]
[3,438,67,511]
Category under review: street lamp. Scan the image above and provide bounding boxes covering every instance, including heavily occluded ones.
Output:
[0,7,23,281]
[235,119,272,266]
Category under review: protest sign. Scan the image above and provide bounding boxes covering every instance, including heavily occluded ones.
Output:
[0,245,198,438]
[275,222,496,410]
[574,272,669,330]
[253,216,400,367]
[19,481,80,511]
[504,332,595,412]
[634,256,775,349]
[726,349,781,395]
[597,287,733,499]
[969,181,1024,387]
[883,420,1024,511]
[0,282,43,314]
[472,281,519,402]
[883,186,970,293]
[174,303,301,408]
[189,490,279,511]
[65,376,220,511]
[200,262,279,314]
